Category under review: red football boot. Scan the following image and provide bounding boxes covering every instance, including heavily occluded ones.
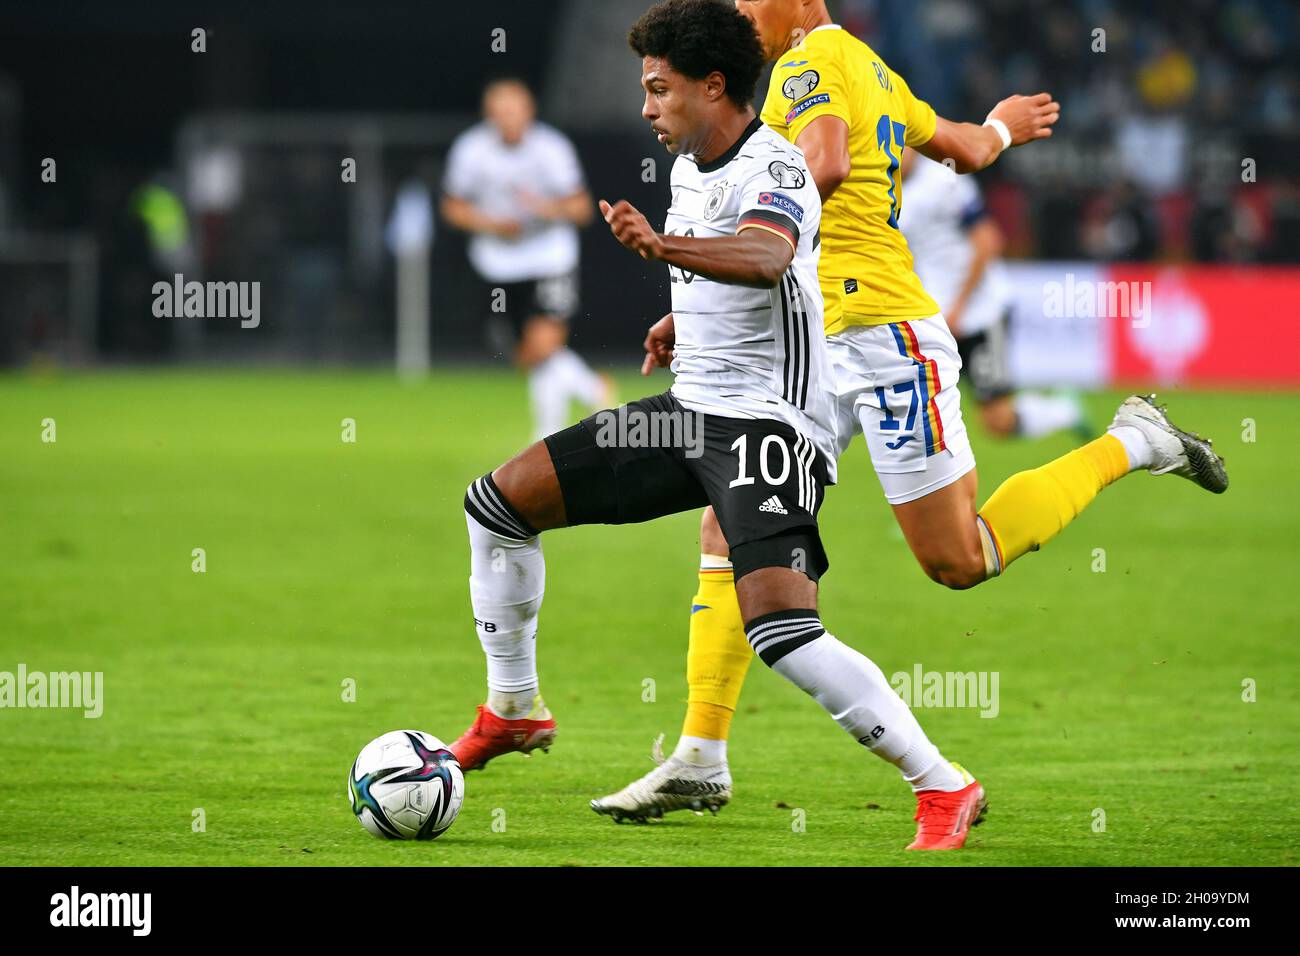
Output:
[906,765,988,850]
[449,701,557,771]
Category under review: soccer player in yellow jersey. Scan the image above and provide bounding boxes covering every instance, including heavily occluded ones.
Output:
[593,0,1227,848]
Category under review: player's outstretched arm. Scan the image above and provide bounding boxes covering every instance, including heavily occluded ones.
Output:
[946,217,1004,336]
[918,92,1060,174]
[600,199,793,289]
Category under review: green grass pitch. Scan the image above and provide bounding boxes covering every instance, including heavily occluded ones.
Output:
[1,368,1296,866]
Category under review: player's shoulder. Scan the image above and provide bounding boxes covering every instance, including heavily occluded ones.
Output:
[920,155,977,198]
[735,127,814,189]
[528,122,576,152]
[771,27,845,98]
[909,158,980,222]
[450,121,495,151]
[798,24,868,72]
[824,29,910,97]
[813,24,861,55]
[749,124,806,163]
[912,154,959,188]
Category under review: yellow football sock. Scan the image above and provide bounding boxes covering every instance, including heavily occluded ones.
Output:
[681,558,752,741]
[977,434,1130,574]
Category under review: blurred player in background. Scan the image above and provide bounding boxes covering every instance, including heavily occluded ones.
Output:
[595,0,1226,841]
[441,78,612,438]
[899,150,1091,441]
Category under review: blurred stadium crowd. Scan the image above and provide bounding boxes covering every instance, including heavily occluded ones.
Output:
[862,0,1300,264]
[0,0,1296,366]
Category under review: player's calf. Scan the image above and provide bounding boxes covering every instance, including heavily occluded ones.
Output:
[733,544,974,839]
[916,547,987,591]
[740,601,973,805]
[977,397,1018,439]
[732,553,931,765]
[453,465,561,771]
[891,473,989,590]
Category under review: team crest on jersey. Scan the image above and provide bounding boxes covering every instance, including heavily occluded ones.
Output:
[782,69,820,102]
[704,185,726,221]
[768,161,806,189]
[758,191,805,223]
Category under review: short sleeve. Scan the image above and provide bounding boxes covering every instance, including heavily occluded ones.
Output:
[952,175,988,229]
[771,46,851,141]
[543,130,586,196]
[895,71,938,147]
[735,155,817,254]
[442,132,479,200]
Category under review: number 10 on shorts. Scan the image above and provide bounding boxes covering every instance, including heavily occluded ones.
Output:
[730,434,792,488]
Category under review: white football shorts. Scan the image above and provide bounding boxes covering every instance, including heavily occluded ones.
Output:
[827,314,977,505]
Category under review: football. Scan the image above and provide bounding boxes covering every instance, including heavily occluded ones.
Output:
[347,730,465,840]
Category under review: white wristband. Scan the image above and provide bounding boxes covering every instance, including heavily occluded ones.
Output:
[984,117,1012,152]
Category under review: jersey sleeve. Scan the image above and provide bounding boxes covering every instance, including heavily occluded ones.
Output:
[735,154,817,254]
[894,70,938,148]
[771,45,851,141]
[543,130,586,196]
[952,174,988,229]
[442,133,479,200]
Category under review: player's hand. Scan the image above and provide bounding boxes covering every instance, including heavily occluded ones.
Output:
[489,217,524,239]
[517,190,563,222]
[600,199,663,261]
[944,303,965,338]
[641,312,675,375]
[988,92,1060,147]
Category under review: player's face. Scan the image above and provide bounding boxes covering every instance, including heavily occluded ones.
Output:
[484,83,535,145]
[734,0,802,61]
[640,57,710,157]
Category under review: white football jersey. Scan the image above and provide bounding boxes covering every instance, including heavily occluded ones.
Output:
[900,155,1011,335]
[443,121,585,283]
[666,119,837,476]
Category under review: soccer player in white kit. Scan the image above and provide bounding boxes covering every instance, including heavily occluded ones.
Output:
[448,0,988,852]
[899,150,1090,441]
[442,78,612,438]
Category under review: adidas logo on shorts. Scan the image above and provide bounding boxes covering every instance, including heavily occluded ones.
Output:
[758,495,788,515]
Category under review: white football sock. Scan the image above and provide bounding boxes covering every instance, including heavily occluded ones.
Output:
[673,735,727,767]
[487,690,547,720]
[550,347,607,407]
[1108,424,1155,471]
[1014,392,1085,439]
[748,611,966,793]
[464,476,544,716]
[527,353,571,439]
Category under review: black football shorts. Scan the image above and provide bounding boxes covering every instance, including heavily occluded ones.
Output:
[543,391,829,582]
[483,270,579,342]
[955,309,1014,403]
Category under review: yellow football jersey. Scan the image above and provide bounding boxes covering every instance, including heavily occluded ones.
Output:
[761,24,939,332]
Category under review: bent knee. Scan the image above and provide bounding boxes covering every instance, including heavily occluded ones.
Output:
[982,416,1016,439]
[919,553,986,590]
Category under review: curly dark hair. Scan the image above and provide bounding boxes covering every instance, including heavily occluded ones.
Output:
[628,0,765,109]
